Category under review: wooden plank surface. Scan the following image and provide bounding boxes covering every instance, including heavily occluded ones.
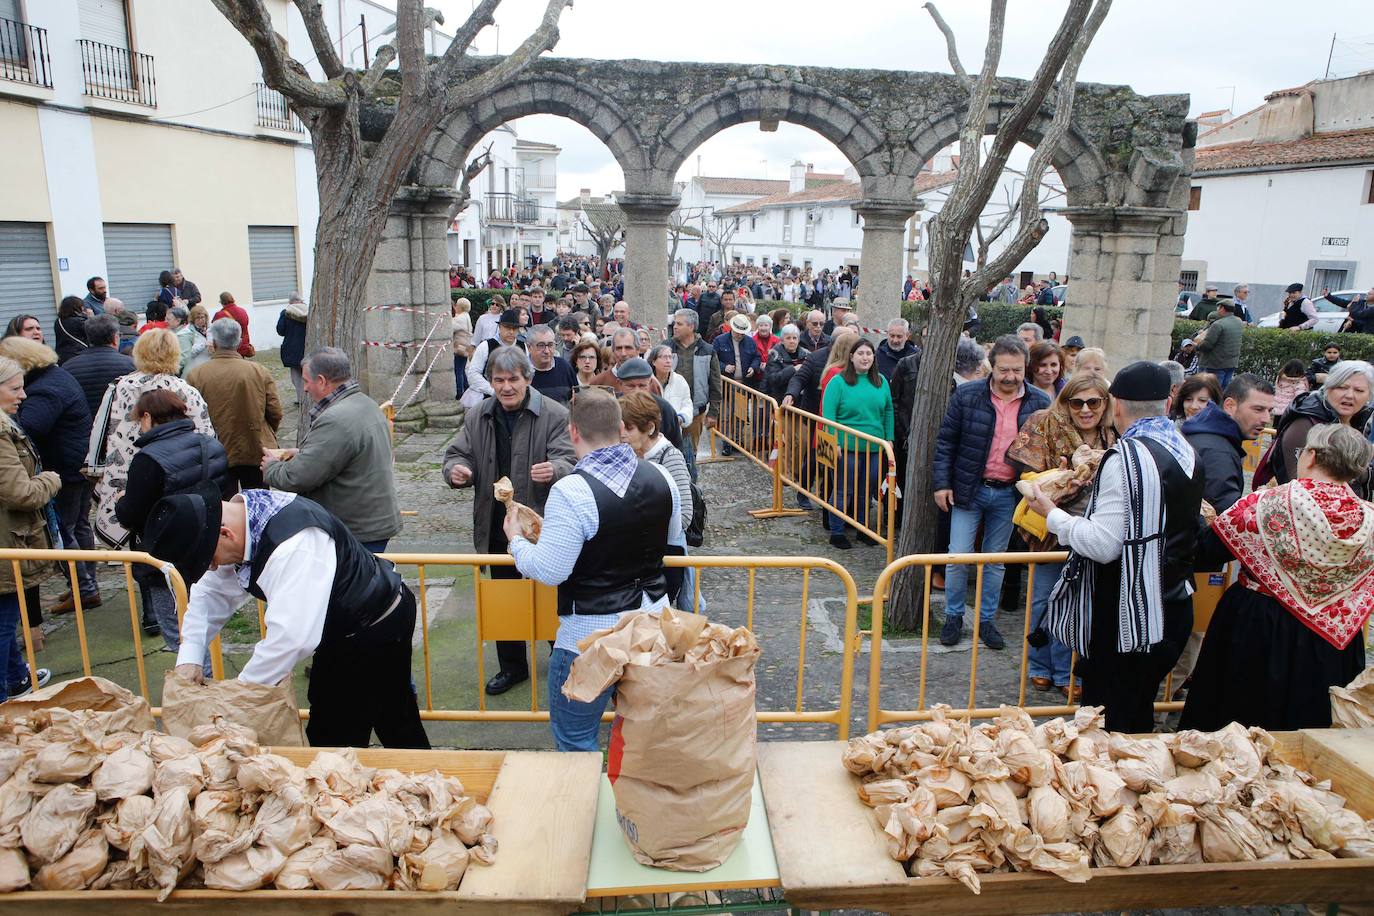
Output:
[1300,727,1374,817]
[0,890,560,915]
[268,746,506,802]
[755,740,907,895]
[457,750,602,908]
[585,771,779,896]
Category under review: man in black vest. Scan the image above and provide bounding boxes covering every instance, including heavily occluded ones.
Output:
[153,484,429,749]
[1027,361,1204,732]
[504,388,681,752]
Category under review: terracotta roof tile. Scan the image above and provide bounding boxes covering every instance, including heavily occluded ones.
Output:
[1193,128,1374,172]
[715,169,960,214]
[696,176,790,195]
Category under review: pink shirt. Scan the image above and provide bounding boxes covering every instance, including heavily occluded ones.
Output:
[982,388,1024,481]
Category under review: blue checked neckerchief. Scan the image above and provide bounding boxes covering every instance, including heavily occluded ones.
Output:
[1123,415,1196,476]
[235,489,298,588]
[576,443,637,497]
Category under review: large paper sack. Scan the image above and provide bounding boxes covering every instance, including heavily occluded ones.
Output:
[0,676,154,734]
[161,671,305,746]
[563,608,759,871]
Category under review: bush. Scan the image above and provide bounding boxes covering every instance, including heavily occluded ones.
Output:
[1172,322,1374,380]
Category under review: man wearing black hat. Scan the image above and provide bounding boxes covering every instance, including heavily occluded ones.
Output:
[465,309,531,401]
[1026,360,1204,732]
[613,356,684,452]
[157,484,429,748]
[1278,283,1318,331]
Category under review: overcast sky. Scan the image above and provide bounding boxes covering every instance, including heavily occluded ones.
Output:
[425,0,1374,199]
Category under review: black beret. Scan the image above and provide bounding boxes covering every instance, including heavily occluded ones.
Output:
[1109,360,1172,401]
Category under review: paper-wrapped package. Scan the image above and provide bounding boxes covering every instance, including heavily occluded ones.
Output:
[1331,666,1374,727]
[494,476,542,543]
[563,608,760,871]
[161,670,305,747]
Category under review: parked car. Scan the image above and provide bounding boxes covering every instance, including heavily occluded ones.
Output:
[1049,284,1067,305]
[1176,291,1234,318]
[1256,290,1355,334]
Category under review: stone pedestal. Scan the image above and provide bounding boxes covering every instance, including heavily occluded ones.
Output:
[362,185,464,416]
[1059,206,1188,371]
[855,199,919,332]
[617,193,678,327]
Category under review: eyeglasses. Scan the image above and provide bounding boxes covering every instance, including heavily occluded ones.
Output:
[1067,397,1104,410]
[531,341,555,349]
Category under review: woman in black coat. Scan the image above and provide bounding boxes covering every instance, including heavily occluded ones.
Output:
[115,388,229,669]
[53,296,90,365]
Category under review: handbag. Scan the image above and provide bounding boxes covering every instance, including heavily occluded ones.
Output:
[82,380,119,478]
[685,481,707,548]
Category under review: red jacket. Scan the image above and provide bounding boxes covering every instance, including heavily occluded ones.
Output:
[753,333,781,365]
[213,303,254,357]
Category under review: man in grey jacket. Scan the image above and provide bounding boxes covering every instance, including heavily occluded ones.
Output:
[442,346,575,695]
[1196,300,1244,389]
[668,308,721,481]
[260,347,401,551]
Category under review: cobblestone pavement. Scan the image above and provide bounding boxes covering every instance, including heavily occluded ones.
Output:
[22,360,1308,915]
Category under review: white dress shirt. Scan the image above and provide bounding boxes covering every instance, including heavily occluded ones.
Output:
[176,527,337,685]
[1045,452,1125,563]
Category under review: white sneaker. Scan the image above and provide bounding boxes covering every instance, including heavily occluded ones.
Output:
[10,668,51,697]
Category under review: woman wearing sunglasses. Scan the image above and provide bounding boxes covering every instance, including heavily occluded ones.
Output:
[1007,374,1116,697]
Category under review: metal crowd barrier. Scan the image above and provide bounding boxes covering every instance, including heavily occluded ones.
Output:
[776,402,898,563]
[864,552,1244,732]
[1242,426,1276,474]
[0,548,202,706]
[707,377,807,518]
[233,553,861,739]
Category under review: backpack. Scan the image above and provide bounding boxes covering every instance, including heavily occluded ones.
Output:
[685,481,707,548]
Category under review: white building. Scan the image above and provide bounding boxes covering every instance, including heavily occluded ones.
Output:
[1182,71,1374,318]
[557,189,626,259]
[0,0,450,348]
[712,158,1071,285]
[672,170,845,267]
[447,128,561,276]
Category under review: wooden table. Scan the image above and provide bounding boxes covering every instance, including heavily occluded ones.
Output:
[3,748,601,914]
[583,771,785,914]
[758,732,1374,915]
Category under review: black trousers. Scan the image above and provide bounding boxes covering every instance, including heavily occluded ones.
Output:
[489,564,530,678]
[1078,593,1192,733]
[305,586,430,748]
[228,465,264,491]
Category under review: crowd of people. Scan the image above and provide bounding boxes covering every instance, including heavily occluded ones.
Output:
[0,249,1371,752]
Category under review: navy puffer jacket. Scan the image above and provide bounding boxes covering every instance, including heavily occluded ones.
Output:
[932,379,1051,508]
[16,364,93,484]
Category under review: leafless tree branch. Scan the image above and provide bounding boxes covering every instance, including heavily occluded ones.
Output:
[359,44,397,93]
[291,0,344,79]
[433,0,503,82]
[395,1,429,98]
[208,0,347,108]
[445,0,570,109]
[448,143,494,219]
[922,2,968,81]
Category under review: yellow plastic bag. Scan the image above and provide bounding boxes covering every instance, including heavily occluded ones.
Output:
[1012,470,1056,539]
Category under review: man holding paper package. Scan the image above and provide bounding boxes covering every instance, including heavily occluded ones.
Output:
[148,484,430,749]
[503,387,681,752]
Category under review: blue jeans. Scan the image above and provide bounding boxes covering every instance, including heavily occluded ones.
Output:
[1028,560,1073,686]
[1212,367,1235,389]
[829,450,882,535]
[548,647,614,752]
[945,483,1018,623]
[360,539,390,554]
[0,592,30,702]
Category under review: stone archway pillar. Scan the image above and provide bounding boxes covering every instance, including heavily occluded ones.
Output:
[854,200,919,331]
[361,185,463,425]
[1058,205,1187,370]
[616,193,679,328]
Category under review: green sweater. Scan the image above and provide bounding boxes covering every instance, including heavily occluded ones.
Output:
[821,374,894,452]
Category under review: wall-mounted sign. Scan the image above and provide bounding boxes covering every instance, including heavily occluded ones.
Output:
[1321,237,1350,246]
[58,258,69,271]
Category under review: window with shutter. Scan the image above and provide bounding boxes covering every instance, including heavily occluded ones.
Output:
[0,222,55,328]
[247,226,299,302]
[78,0,129,48]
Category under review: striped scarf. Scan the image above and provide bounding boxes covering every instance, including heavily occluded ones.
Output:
[1046,437,1170,657]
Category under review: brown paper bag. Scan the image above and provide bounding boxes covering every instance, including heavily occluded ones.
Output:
[161,671,305,747]
[494,476,542,543]
[1331,666,1374,728]
[0,676,154,734]
[563,609,759,871]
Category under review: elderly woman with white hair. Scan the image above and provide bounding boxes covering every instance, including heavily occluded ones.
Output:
[1262,360,1374,499]
[648,344,693,427]
[763,324,809,401]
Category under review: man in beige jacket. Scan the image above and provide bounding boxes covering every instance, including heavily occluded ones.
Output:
[187,318,282,490]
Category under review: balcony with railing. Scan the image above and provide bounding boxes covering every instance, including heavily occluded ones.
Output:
[485,192,542,224]
[255,83,304,132]
[0,17,51,89]
[79,39,156,107]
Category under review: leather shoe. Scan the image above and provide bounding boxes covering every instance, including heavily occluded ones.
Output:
[484,670,529,696]
[1030,676,1052,690]
[979,623,1006,650]
[50,592,102,614]
[939,616,962,647]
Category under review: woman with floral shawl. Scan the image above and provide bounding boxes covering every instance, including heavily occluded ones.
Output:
[1182,423,1374,731]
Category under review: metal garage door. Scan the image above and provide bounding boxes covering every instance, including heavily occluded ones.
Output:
[0,222,56,329]
[247,225,298,301]
[102,222,173,309]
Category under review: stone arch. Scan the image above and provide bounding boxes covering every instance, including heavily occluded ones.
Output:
[908,99,1113,207]
[417,73,650,187]
[654,80,892,190]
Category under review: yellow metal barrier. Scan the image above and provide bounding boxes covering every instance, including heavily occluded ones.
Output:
[234,553,860,739]
[0,548,200,705]
[866,552,1241,732]
[1242,426,1275,474]
[777,402,898,564]
[710,377,808,519]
